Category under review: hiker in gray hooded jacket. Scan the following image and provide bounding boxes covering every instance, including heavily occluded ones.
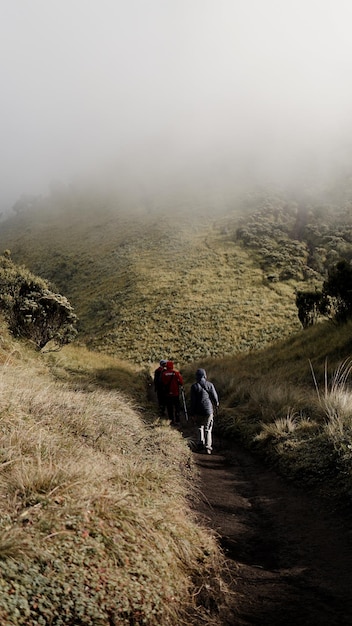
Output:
[190,368,219,454]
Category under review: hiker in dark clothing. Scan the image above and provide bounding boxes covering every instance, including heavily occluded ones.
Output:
[190,368,219,454]
[161,361,184,424]
[154,360,167,415]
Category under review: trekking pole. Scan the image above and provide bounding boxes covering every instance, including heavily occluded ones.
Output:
[181,387,189,422]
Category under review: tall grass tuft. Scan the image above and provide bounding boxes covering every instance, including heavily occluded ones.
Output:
[310,357,352,421]
[308,359,352,482]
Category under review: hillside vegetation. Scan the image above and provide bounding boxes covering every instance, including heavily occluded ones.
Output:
[1,286,352,623]
[2,182,352,364]
[0,319,228,625]
[182,318,352,508]
[1,180,352,621]
[0,187,303,363]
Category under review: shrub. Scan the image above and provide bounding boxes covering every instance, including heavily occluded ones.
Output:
[323,260,352,323]
[0,256,77,351]
[295,290,328,328]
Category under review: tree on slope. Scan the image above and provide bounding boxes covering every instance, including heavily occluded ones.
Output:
[322,260,352,323]
[0,254,78,350]
[296,260,352,328]
[295,290,327,328]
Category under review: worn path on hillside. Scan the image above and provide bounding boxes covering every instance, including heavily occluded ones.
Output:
[191,437,352,626]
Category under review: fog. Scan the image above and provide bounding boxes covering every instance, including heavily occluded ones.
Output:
[2,0,352,209]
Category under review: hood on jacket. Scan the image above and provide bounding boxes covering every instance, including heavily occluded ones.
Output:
[196,368,206,381]
[166,361,174,370]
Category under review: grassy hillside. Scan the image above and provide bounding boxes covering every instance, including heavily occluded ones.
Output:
[2,285,352,624]
[0,187,303,363]
[182,317,352,509]
[1,183,352,622]
[0,319,228,625]
[3,181,352,498]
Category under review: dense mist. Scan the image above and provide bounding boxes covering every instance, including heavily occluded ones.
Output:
[2,0,352,210]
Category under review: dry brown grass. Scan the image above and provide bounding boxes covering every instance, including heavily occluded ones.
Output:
[0,337,228,624]
[183,324,352,497]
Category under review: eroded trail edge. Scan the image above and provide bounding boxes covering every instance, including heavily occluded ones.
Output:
[193,443,352,626]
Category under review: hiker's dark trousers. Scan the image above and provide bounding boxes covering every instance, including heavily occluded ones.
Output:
[166,396,180,423]
[156,388,166,414]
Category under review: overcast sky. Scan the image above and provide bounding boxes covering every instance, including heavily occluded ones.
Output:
[2,0,352,208]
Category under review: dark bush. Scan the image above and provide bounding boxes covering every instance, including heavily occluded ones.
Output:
[323,260,352,323]
[295,290,328,328]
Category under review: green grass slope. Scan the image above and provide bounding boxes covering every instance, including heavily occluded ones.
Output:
[0,190,302,363]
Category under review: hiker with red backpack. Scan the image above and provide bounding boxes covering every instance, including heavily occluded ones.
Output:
[161,361,184,424]
[190,368,219,454]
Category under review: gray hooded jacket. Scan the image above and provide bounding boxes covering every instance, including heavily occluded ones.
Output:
[190,369,219,417]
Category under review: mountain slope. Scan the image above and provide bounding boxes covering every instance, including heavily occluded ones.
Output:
[0,192,302,362]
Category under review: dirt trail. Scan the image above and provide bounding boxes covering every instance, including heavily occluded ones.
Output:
[193,441,352,626]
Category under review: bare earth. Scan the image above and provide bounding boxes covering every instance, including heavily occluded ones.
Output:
[193,439,352,626]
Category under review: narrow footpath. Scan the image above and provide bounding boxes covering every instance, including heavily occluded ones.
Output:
[193,441,352,626]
